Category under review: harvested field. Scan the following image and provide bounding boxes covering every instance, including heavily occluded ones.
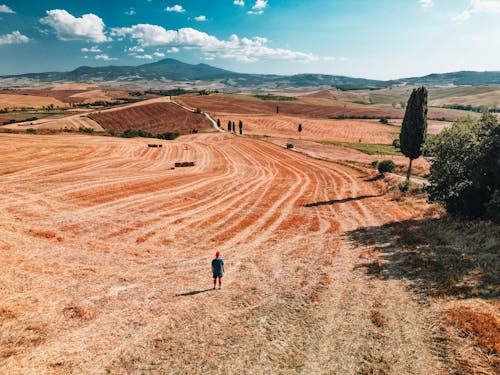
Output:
[0,132,472,374]
[218,115,398,144]
[0,89,90,105]
[266,137,430,176]
[3,113,103,131]
[0,93,66,109]
[176,95,404,118]
[89,101,212,134]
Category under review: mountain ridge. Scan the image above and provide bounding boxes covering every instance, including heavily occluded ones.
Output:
[2,58,500,89]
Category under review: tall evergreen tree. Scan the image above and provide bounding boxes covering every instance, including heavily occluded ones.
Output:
[227,120,232,132]
[232,121,236,132]
[298,124,302,133]
[217,118,221,128]
[239,120,243,135]
[400,86,428,181]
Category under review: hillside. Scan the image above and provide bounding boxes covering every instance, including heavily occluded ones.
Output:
[2,58,499,89]
[89,101,212,134]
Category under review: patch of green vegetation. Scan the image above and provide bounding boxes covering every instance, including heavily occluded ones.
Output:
[144,88,195,96]
[318,140,403,156]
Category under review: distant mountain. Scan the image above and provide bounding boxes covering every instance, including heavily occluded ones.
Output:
[393,71,500,86]
[1,59,499,89]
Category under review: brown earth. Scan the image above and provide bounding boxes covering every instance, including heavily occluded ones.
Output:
[218,115,398,144]
[176,94,404,118]
[0,93,66,109]
[89,101,212,134]
[1,132,484,374]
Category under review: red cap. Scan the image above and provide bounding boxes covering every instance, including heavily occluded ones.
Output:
[215,251,220,258]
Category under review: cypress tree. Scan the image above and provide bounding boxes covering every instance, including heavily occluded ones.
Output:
[239,120,243,135]
[217,118,221,128]
[227,120,231,132]
[298,124,302,133]
[232,121,236,132]
[400,86,428,181]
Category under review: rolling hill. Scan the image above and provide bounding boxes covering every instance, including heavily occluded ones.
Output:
[1,58,500,89]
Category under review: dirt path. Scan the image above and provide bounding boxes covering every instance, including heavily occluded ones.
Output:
[0,133,447,374]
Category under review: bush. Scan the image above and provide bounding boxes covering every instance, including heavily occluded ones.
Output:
[398,181,411,192]
[156,132,179,140]
[78,126,94,134]
[371,160,379,168]
[26,128,37,134]
[379,117,389,125]
[377,160,396,174]
[195,107,202,114]
[286,143,294,149]
[392,139,400,149]
[425,112,499,221]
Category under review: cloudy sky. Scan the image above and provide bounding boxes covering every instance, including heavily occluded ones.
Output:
[0,0,499,79]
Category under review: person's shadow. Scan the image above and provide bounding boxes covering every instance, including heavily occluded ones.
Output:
[175,288,213,297]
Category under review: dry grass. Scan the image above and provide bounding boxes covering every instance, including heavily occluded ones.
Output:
[0,132,456,374]
[218,115,398,144]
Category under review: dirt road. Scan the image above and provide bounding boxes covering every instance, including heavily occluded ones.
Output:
[0,133,446,374]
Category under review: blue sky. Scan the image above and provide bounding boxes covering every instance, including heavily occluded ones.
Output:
[0,0,499,79]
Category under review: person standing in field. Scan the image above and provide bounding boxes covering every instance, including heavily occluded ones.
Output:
[212,251,224,290]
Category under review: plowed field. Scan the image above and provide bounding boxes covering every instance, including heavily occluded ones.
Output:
[90,102,211,134]
[176,95,404,118]
[0,133,451,374]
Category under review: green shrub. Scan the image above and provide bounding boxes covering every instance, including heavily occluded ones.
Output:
[78,126,94,134]
[377,160,396,174]
[156,132,179,140]
[398,180,411,192]
[425,112,499,221]
[392,139,400,149]
[286,143,294,149]
[26,128,37,134]
[371,160,379,168]
[379,117,389,125]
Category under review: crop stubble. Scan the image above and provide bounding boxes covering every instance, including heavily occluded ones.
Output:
[0,133,446,373]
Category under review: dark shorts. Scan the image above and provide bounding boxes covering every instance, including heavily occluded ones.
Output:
[213,272,223,279]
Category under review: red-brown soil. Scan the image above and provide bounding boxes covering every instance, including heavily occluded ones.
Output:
[89,102,212,134]
[176,95,404,118]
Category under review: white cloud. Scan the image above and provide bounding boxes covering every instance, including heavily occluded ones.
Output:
[154,51,165,57]
[135,54,153,59]
[0,31,30,45]
[233,0,245,5]
[112,24,318,63]
[95,54,117,61]
[111,24,177,46]
[248,0,268,14]
[419,0,434,8]
[81,45,102,53]
[194,15,207,22]
[166,5,185,13]
[168,47,180,53]
[128,45,144,52]
[0,4,15,13]
[125,8,136,16]
[40,9,110,42]
[453,0,500,22]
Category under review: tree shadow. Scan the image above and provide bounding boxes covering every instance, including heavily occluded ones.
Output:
[175,288,213,297]
[304,194,382,207]
[346,217,499,300]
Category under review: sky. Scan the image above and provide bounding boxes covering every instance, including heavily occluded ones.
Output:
[0,0,499,79]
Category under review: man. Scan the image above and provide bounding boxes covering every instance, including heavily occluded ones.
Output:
[211,251,225,290]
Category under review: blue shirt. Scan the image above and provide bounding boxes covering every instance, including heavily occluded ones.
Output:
[212,258,224,274]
